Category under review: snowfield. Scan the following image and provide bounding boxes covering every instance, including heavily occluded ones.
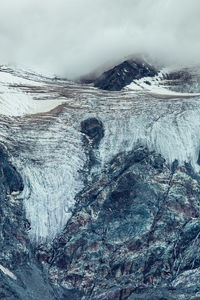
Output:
[0,66,69,116]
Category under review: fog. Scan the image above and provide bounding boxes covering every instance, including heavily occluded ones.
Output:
[0,0,200,78]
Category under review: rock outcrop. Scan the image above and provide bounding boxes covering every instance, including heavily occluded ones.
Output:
[35,146,200,299]
[81,118,104,149]
[94,59,157,91]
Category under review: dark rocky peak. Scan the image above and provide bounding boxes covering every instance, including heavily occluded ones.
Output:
[94,59,158,91]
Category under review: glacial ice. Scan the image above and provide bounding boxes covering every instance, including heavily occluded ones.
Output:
[99,107,200,172]
[1,66,200,242]
[6,113,86,242]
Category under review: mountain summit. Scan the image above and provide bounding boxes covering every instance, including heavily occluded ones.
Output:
[94,59,157,91]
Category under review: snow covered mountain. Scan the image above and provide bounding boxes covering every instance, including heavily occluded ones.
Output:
[1,60,200,299]
[1,62,200,240]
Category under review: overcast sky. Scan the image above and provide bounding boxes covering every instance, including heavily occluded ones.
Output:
[0,0,200,78]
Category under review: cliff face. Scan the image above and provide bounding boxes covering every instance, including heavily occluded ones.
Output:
[37,144,200,299]
[1,62,200,299]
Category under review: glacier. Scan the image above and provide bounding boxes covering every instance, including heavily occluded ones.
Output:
[0,65,200,242]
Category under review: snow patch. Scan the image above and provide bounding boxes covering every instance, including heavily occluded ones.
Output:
[0,67,66,116]
[0,264,17,280]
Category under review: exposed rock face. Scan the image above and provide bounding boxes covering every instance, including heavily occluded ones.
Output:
[162,68,200,93]
[94,60,157,91]
[81,118,104,149]
[0,148,27,271]
[34,146,200,299]
[0,149,24,194]
[80,118,104,181]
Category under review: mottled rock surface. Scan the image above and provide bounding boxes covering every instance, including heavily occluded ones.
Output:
[34,146,200,299]
[81,118,104,149]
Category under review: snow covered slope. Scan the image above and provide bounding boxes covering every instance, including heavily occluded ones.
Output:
[126,68,200,97]
[0,65,71,116]
[1,65,200,242]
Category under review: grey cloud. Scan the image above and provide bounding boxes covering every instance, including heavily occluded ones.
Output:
[0,0,200,78]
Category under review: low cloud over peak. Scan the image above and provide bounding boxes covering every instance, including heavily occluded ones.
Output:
[1,0,200,78]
